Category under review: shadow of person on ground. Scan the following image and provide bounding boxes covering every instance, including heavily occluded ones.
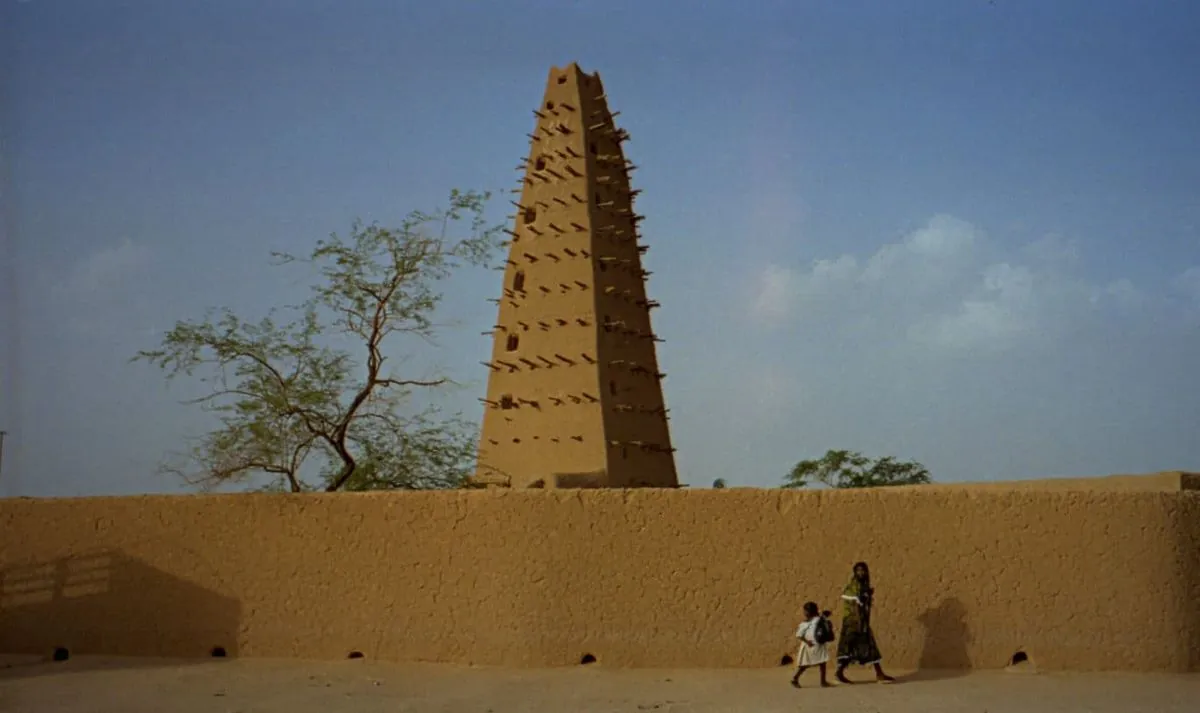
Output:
[899,597,972,682]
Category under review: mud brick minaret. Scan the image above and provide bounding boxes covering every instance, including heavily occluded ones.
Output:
[473,63,678,490]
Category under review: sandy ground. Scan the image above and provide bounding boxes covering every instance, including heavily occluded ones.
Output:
[1,656,1197,713]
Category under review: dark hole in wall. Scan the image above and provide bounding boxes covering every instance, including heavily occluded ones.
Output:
[557,74,567,84]
[535,156,546,171]
[589,142,597,154]
[779,654,794,666]
[348,651,365,659]
[52,647,70,662]
[506,334,519,351]
[580,653,597,665]
[546,101,555,110]
[1009,651,1029,666]
[210,646,227,658]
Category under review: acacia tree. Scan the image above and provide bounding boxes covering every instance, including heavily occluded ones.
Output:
[782,449,932,489]
[134,189,503,493]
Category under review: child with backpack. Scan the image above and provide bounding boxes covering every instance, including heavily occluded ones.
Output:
[790,601,835,688]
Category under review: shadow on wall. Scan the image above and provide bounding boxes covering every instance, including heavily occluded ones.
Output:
[0,550,241,679]
[554,471,606,489]
[908,597,972,680]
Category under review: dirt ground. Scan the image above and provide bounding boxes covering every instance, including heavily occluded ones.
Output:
[2,656,1197,713]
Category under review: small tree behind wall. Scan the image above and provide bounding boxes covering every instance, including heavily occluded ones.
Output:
[782,449,932,489]
[133,190,503,493]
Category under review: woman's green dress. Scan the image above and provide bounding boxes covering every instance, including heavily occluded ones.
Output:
[836,575,884,666]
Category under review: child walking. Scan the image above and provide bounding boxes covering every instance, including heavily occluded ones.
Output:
[790,601,833,688]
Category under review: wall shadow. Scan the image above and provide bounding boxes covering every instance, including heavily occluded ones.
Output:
[554,471,606,489]
[901,597,972,682]
[0,550,241,680]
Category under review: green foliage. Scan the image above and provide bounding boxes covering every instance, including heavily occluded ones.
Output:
[133,190,504,493]
[782,449,932,489]
[712,478,727,489]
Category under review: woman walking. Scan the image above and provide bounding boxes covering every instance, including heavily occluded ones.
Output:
[835,561,895,684]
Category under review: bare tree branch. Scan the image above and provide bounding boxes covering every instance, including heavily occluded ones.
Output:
[376,378,447,388]
[133,189,504,493]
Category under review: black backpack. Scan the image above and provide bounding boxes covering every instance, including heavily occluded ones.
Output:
[814,616,836,644]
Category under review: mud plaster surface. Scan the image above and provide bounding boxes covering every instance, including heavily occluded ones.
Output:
[5,485,1197,671]
[2,657,1197,713]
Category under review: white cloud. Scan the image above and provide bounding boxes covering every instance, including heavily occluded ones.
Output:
[1099,278,1146,311]
[910,262,1037,351]
[1172,266,1200,306]
[747,365,800,414]
[749,214,985,327]
[1019,232,1080,267]
[44,238,153,337]
[62,237,151,297]
[860,214,981,285]
[681,214,1200,489]
[749,264,798,324]
[747,214,1195,355]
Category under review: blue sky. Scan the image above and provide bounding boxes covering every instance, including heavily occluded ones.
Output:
[3,0,1199,496]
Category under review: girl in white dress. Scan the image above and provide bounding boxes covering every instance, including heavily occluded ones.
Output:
[790,601,832,688]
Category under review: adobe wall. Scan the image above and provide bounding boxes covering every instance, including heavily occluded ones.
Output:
[1,481,1197,672]
[889,470,1199,492]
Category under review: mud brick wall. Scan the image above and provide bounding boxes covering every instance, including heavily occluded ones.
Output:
[2,476,1197,671]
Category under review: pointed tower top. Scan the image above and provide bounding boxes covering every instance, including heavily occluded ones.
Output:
[545,63,602,92]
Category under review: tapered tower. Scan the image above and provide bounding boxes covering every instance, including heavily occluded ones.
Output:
[473,63,677,489]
